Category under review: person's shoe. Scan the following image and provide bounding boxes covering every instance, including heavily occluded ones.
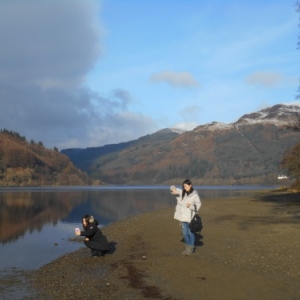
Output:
[182,245,188,255]
[184,245,195,255]
[91,249,98,256]
[92,250,104,257]
[97,251,104,257]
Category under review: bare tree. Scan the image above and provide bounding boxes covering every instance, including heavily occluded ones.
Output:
[296,2,300,98]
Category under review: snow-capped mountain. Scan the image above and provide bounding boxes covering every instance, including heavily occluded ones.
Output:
[234,104,300,126]
[194,104,300,132]
[62,103,300,185]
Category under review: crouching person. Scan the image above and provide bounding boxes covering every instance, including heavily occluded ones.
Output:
[75,214,109,257]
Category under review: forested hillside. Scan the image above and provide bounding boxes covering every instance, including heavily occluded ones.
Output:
[61,128,180,177]
[0,129,94,186]
[63,124,300,186]
[90,124,300,185]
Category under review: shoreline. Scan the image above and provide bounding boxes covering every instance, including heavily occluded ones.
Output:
[1,190,300,299]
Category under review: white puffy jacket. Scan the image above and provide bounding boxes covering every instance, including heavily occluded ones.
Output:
[173,188,201,222]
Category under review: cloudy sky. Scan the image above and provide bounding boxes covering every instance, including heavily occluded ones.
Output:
[0,0,299,150]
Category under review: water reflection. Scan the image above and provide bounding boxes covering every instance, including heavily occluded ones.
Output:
[0,187,258,244]
[0,191,86,244]
[0,186,274,270]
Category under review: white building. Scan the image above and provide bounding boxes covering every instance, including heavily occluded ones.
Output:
[277,175,288,180]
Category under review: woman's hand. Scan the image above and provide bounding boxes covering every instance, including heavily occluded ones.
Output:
[75,228,80,236]
[186,203,190,208]
[171,187,179,195]
[85,238,89,241]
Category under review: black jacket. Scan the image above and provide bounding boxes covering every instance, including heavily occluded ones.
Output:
[81,220,109,251]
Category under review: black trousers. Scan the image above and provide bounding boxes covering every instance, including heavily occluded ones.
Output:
[84,240,108,252]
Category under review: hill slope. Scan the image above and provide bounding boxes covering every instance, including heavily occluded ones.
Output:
[0,130,93,186]
[61,104,300,185]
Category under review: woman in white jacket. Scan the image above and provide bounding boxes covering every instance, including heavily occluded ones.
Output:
[170,179,201,255]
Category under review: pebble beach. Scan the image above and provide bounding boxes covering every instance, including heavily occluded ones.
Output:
[1,190,300,300]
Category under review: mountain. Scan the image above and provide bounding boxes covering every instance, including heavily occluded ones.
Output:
[61,128,181,171]
[235,104,300,125]
[61,104,300,185]
[0,129,94,186]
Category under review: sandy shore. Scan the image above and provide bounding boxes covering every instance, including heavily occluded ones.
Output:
[1,190,300,299]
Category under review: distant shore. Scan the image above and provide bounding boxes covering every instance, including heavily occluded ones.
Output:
[1,190,300,299]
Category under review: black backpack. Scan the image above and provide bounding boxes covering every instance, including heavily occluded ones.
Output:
[189,207,203,233]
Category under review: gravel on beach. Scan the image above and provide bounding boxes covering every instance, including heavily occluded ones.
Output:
[1,190,300,300]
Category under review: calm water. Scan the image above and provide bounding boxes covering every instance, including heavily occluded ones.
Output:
[0,185,276,272]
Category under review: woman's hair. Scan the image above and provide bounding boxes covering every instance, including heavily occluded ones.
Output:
[82,214,92,225]
[181,179,193,198]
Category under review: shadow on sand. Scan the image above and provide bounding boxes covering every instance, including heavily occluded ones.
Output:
[257,191,300,206]
[180,232,204,247]
[256,191,300,220]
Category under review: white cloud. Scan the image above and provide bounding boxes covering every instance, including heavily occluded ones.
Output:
[245,71,284,87]
[150,71,200,88]
[179,105,201,123]
[168,105,201,131]
[84,111,158,148]
[0,1,158,150]
[172,122,198,131]
[0,0,102,89]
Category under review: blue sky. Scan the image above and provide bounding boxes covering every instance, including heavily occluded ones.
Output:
[0,0,299,149]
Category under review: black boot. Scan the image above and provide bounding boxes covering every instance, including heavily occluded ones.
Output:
[91,249,98,256]
[91,250,104,257]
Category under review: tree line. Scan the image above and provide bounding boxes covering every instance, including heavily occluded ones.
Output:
[0,129,95,186]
